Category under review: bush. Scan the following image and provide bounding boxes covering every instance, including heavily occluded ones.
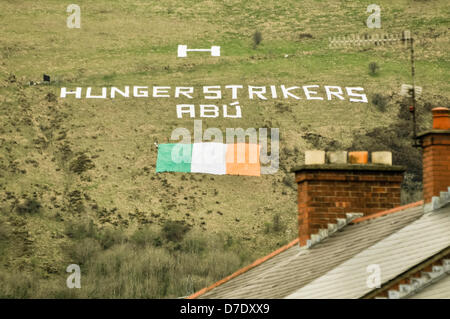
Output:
[0,218,10,240]
[130,225,161,247]
[298,33,313,39]
[180,233,207,254]
[65,219,126,250]
[0,228,261,298]
[401,173,423,204]
[202,250,242,279]
[82,244,175,298]
[264,213,285,234]
[272,214,283,232]
[67,190,84,213]
[161,220,190,242]
[224,234,233,248]
[252,31,262,49]
[371,93,388,112]
[69,237,102,265]
[14,198,41,214]
[69,153,95,174]
[369,62,379,75]
[263,222,272,234]
[65,219,97,240]
[0,270,39,298]
[96,227,126,249]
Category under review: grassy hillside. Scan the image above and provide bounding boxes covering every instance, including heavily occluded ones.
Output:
[0,0,449,297]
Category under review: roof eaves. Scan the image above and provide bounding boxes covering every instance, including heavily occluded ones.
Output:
[186,238,299,299]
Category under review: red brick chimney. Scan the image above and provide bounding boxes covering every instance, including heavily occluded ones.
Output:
[293,151,405,247]
[418,107,450,203]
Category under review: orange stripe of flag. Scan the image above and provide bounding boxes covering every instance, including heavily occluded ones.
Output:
[225,143,261,176]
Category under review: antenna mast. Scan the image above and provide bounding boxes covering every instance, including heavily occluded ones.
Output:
[408,34,420,147]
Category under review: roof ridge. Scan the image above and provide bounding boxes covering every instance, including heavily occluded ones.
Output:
[350,200,424,224]
[424,186,450,213]
[187,238,299,299]
[305,212,363,248]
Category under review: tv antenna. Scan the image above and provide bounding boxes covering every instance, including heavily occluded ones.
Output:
[407,34,422,148]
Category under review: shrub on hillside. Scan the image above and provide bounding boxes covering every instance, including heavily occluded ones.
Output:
[130,225,162,247]
[0,270,39,298]
[264,213,285,234]
[65,219,97,240]
[180,232,207,254]
[69,153,95,174]
[96,227,126,249]
[369,62,379,75]
[14,198,41,214]
[0,218,11,240]
[371,93,388,112]
[298,33,313,39]
[0,227,262,298]
[162,220,190,242]
[68,237,102,265]
[253,31,262,49]
[65,219,125,249]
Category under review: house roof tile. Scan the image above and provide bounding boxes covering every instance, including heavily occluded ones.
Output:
[286,205,450,299]
[196,204,426,299]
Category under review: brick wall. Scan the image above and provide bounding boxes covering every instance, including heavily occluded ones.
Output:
[421,133,450,203]
[419,107,450,203]
[295,165,404,247]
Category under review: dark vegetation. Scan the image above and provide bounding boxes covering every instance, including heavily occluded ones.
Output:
[252,31,263,49]
[368,62,379,75]
[264,213,286,234]
[0,218,257,298]
[14,198,41,215]
[371,93,388,112]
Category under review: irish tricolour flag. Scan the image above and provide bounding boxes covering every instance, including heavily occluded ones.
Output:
[156,143,261,176]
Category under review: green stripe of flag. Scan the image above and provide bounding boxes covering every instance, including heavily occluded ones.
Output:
[156,143,192,173]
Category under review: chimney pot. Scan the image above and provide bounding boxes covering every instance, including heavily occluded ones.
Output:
[305,150,326,165]
[432,107,450,130]
[348,151,368,164]
[419,107,450,203]
[371,151,392,165]
[327,151,348,164]
[293,157,405,247]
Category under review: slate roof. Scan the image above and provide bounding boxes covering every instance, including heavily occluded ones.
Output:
[197,203,426,299]
[286,205,450,299]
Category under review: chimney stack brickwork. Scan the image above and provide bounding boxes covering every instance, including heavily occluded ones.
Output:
[293,151,405,247]
[419,107,450,203]
[293,107,450,247]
